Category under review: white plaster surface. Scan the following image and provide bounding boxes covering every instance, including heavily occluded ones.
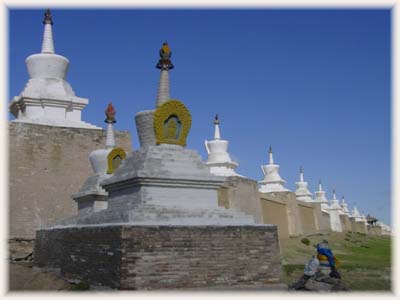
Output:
[58,144,256,226]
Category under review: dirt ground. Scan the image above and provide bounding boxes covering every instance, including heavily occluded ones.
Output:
[8,263,72,291]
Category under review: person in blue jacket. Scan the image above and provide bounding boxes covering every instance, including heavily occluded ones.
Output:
[317,240,341,279]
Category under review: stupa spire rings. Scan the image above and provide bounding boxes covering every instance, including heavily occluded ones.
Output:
[156,42,174,70]
[268,146,274,164]
[299,166,304,182]
[213,114,221,140]
[41,9,55,54]
[43,9,54,25]
[104,103,116,149]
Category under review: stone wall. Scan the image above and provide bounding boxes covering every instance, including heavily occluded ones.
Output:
[34,225,283,290]
[367,225,382,235]
[340,215,352,232]
[321,211,331,231]
[218,177,263,223]
[310,203,330,233]
[260,192,303,237]
[297,201,317,234]
[9,122,132,239]
[259,195,289,239]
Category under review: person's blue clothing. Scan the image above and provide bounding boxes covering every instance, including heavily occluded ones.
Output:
[317,244,336,268]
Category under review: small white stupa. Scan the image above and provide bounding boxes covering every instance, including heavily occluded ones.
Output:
[360,212,368,224]
[204,115,241,177]
[315,180,329,208]
[72,103,126,213]
[324,189,343,232]
[9,9,99,129]
[351,205,364,222]
[339,196,351,216]
[259,147,290,193]
[295,167,313,202]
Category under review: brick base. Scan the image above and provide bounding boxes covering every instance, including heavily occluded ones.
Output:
[34,225,283,290]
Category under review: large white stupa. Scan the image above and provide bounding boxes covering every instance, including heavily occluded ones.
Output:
[259,147,290,193]
[295,167,313,202]
[204,115,241,177]
[9,9,100,129]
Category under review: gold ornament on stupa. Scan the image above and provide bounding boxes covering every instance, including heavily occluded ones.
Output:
[153,100,192,147]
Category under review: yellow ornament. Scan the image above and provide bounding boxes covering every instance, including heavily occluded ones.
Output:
[153,100,192,147]
[107,147,127,174]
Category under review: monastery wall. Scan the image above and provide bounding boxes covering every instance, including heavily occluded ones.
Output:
[321,211,331,231]
[259,195,289,239]
[309,203,330,233]
[297,201,317,234]
[349,218,367,234]
[367,225,382,235]
[9,122,132,239]
[340,215,352,232]
[261,192,303,237]
[218,177,263,224]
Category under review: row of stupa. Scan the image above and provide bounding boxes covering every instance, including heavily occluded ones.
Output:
[9,10,387,234]
[204,116,369,232]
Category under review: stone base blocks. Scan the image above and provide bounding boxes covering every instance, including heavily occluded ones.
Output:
[35,224,282,290]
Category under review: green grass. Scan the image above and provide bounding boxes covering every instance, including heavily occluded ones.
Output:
[280,232,392,291]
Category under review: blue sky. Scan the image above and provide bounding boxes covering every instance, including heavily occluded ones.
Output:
[8,9,391,224]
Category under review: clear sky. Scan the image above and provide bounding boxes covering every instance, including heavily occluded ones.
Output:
[8,9,391,224]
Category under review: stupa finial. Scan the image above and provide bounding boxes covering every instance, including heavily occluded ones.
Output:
[332,189,337,200]
[43,8,53,25]
[156,41,174,70]
[318,179,322,191]
[156,42,172,107]
[41,8,55,54]
[214,114,220,125]
[105,103,116,123]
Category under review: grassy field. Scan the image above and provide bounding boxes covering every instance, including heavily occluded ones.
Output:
[280,232,392,291]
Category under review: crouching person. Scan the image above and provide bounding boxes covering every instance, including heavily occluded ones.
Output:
[316,240,341,279]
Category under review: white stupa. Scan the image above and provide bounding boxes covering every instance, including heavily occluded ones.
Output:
[339,196,351,216]
[324,189,343,232]
[72,103,126,213]
[315,180,329,208]
[295,167,313,202]
[259,147,290,193]
[351,205,364,222]
[204,115,241,177]
[9,9,100,129]
[360,212,368,224]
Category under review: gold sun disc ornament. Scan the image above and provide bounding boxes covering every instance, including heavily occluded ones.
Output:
[153,100,192,146]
